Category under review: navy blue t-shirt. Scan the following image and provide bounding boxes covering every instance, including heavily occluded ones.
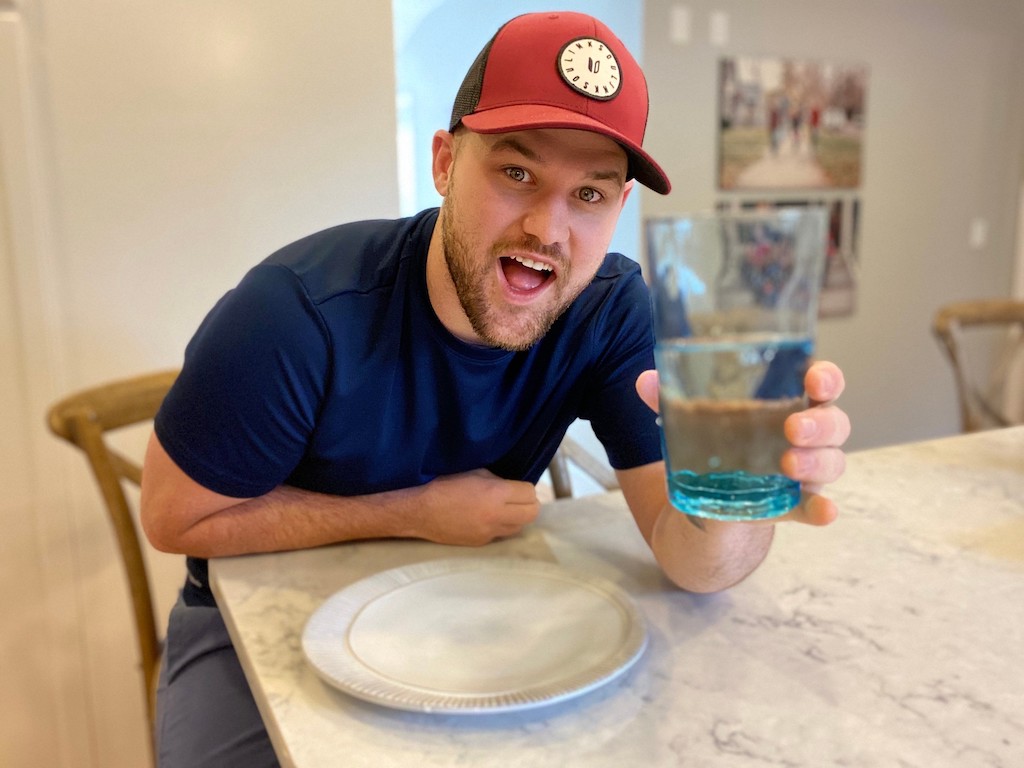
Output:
[156,209,661,601]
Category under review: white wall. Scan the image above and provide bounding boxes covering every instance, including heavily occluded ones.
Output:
[0,2,398,766]
[641,0,1023,449]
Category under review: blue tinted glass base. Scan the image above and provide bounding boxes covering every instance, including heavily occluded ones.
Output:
[668,470,800,521]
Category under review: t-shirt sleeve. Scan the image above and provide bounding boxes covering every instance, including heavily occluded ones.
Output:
[154,263,330,498]
[578,269,663,470]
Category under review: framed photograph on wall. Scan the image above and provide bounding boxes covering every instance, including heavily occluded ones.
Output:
[716,196,860,318]
[718,56,869,191]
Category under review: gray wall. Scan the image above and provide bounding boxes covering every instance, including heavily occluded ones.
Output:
[640,0,1024,449]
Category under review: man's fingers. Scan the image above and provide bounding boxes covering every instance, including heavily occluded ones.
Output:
[780,490,839,526]
[781,447,847,484]
[785,405,851,447]
[805,360,845,406]
[719,489,837,527]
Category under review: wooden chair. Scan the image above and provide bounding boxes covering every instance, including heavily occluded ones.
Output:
[932,299,1024,432]
[46,369,179,762]
[548,435,620,498]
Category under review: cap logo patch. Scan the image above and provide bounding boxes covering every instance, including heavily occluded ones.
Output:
[557,37,621,101]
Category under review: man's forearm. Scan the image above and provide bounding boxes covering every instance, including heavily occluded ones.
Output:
[650,505,775,593]
[617,461,775,593]
[141,433,542,559]
[164,483,423,558]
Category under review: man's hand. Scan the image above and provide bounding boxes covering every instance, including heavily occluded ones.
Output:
[634,360,850,526]
[408,469,540,546]
[779,360,850,525]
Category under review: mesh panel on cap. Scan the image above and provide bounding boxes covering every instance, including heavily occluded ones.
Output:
[449,34,497,132]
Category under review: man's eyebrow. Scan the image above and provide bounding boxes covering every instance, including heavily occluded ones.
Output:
[488,136,542,162]
[487,136,626,185]
[589,168,627,184]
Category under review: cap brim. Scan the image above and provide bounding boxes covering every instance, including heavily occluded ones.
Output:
[461,106,672,195]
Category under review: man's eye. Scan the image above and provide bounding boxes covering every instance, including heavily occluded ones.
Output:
[579,187,604,203]
[504,167,530,183]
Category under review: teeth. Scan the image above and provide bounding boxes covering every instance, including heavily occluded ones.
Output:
[511,255,554,272]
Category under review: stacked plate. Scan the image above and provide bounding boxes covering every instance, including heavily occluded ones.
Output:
[302,557,647,714]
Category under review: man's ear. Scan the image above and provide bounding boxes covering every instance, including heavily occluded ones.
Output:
[620,179,635,210]
[431,130,456,197]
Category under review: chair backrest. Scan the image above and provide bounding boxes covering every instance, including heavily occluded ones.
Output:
[46,369,179,758]
[932,299,1024,432]
[548,435,620,498]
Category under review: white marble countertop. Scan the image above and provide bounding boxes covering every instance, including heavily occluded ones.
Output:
[211,427,1024,767]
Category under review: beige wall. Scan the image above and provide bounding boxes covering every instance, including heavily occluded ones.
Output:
[2,1,1023,765]
[642,0,1024,449]
[0,2,398,766]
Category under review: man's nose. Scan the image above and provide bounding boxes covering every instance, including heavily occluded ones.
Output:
[522,194,570,246]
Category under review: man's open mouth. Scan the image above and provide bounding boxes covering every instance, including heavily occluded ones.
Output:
[500,254,556,293]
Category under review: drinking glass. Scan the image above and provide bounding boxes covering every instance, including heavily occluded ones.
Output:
[646,208,827,520]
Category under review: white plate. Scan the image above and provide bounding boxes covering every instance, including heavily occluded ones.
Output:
[302,557,647,714]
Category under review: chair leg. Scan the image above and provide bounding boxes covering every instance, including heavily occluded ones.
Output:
[548,449,573,498]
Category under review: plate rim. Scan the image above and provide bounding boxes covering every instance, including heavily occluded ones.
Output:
[301,557,647,714]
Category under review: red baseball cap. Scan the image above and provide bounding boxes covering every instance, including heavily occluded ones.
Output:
[449,12,671,195]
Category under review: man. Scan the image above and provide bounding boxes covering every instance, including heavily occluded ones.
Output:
[142,11,850,766]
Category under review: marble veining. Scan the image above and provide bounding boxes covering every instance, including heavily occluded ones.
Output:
[212,427,1024,767]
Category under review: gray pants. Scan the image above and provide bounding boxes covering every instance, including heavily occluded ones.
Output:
[155,597,280,767]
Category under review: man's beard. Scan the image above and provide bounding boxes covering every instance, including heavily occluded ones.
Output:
[440,195,583,352]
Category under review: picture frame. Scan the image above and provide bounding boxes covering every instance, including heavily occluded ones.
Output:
[716,196,860,318]
[718,56,869,191]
